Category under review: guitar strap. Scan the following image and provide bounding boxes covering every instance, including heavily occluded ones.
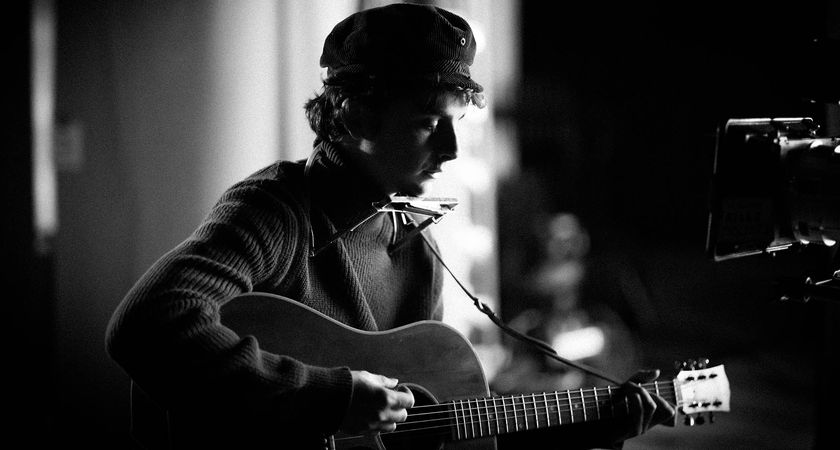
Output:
[417,231,624,385]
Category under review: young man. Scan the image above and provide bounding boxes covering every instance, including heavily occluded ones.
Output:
[106,3,673,449]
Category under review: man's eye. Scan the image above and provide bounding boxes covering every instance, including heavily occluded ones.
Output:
[419,119,438,132]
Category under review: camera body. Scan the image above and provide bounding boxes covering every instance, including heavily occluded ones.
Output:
[706,117,840,261]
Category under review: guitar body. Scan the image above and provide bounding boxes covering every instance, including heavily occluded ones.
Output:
[130,292,731,449]
[222,292,495,450]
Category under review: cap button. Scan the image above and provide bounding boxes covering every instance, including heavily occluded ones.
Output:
[459,37,466,46]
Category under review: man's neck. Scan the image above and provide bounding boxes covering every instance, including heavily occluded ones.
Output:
[331,140,395,198]
[311,141,393,228]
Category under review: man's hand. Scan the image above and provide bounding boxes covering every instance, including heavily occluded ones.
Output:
[614,369,676,441]
[340,370,415,434]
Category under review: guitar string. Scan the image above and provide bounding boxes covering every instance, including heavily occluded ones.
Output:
[333,395,705,442]
[404,382,678,415]
[331,381,688,441]
[334,401,664,442]
[404,403,623,428]
[335,394,711,443]
[401,395,697,428]
[404,401,686,427]
[404,381,678,409]
[365,387,708,440]
[404,389,679,420]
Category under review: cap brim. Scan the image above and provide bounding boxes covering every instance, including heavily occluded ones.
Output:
[435,73,484,93]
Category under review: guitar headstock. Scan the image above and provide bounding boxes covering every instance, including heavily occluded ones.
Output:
[673,358,730,426]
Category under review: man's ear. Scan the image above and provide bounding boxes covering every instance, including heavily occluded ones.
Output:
[340,98,379,140]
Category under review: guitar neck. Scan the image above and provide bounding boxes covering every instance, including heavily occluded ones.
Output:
[398,381,677,442]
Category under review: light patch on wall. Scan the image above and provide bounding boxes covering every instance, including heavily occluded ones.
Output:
[206,0,281,202]
[551,326,607,361]
[32,0,57,254]
[55,120,85,173]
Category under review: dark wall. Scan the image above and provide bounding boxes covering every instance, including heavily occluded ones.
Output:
[498,1,838,447]
[515,0,835,242]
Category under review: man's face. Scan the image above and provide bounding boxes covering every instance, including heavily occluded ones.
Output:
[361,91,469,196]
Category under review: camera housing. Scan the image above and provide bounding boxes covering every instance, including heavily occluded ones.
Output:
[706,117,840,261]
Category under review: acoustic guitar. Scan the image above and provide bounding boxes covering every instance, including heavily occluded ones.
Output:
[132,292,731,449]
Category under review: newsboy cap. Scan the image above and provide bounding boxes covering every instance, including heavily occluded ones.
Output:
[320,3,483,92]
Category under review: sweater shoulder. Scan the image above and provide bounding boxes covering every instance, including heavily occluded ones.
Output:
[219,160,309,209]
[240,160,306,190]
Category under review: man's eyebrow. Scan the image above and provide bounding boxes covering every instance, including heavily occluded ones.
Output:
[416,110,464,120]
[418,103,466,117]
[415,92,467,113]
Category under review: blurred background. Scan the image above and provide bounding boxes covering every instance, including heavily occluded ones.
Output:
[5,0,839,448]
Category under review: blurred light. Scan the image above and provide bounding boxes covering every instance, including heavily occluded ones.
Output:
[32,0,57,254]
[447,156,492,193]
[551,326,606,361]
[208,0,281,197]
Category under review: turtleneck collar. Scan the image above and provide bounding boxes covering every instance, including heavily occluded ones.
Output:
[307,140,392,230]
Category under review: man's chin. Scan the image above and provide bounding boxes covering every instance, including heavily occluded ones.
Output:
[396,183,425,198]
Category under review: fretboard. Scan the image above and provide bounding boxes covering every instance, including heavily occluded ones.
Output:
[395,381,677,442]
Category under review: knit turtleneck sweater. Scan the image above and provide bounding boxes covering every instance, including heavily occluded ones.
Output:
[105,141,444,447]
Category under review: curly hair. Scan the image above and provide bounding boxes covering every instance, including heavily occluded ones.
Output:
[304,74,486,145]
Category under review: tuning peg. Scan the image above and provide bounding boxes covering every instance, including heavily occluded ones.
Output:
[677,359,697,370]
[708,412,715,424]
[684,415,696,426]
[676,358,712,370]
[695,415,706,425]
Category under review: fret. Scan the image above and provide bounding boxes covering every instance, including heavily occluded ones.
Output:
[502,396,510,433]
[453,400,462,440]
[543,392,551,427]
[567,390,575,423]
[487,398,493,436]
[491,397,500,435]
[579,388,587,422]
[475,399,483,437]
[463,399,472,439]
[512,396,520,431]
[531,394,539,428]
[484,397,495,435]
[475,399,484,436]
[555,391,562,425]
[521,395,529,430]
[486,398,493,436]
[654,381,661,398]
[482,398,491,436]
[456,400,463,439]
[607,386,615,418]
[593,387,601,420]
[475,399,490,436]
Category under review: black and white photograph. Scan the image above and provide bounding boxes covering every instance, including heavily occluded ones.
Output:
[5,0,839,448]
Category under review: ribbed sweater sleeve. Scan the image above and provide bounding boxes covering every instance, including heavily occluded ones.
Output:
[104,174,353,437]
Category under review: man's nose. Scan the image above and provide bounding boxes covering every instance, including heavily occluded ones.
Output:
[434,121,459,162]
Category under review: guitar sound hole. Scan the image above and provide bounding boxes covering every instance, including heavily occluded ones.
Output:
[380,384,445,450]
